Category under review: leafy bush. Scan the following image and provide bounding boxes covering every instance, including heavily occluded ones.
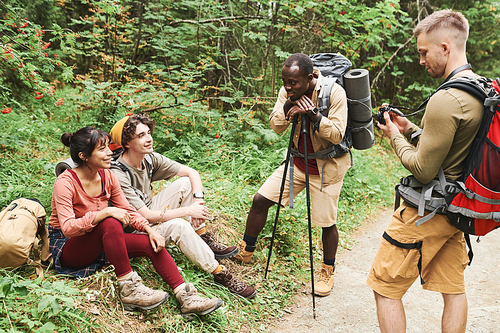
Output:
[0,270,98,332]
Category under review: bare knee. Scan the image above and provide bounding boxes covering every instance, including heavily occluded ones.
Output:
[442,292,466,303]
[251,193,275,212]
[441,293,467,333]
[373,291,403,311]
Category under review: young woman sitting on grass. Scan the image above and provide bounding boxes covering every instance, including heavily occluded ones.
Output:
[49,126,222,315]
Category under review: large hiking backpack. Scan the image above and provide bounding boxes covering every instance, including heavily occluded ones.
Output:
[394,76,500,262]
[310,53,375,153]
[446,77,500,236]
[0,198,51,276]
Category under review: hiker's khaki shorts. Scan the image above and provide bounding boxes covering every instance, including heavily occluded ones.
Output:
[258,163,344,228]
[366,203,469,299]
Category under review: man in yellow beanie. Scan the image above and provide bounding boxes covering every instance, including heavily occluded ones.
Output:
[109,114,256,299]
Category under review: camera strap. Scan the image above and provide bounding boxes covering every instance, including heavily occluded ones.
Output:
[388,64,473,117]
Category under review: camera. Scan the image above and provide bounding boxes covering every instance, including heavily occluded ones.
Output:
[375,106,391,125]
[375,105,405,125]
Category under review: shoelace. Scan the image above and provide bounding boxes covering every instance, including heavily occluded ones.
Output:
[203,234,226,251]
[318,269,332,283]
[225,275,246,291]
[184,290,210,306]
[130,281,158,296]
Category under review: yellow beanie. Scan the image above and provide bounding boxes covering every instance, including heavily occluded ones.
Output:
[109,116,130,147]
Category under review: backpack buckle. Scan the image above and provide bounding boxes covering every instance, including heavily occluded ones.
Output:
[445,184,459,195]
[400,177,410,187]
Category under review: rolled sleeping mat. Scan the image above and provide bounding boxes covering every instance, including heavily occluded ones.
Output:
[344,69,374,150]
[54,158,77,177]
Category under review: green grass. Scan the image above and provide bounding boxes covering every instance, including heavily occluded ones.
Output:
[0,103,407,332]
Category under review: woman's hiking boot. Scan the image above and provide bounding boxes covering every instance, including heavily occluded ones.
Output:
[213,265,257,299]
[232,240,255,264]
[175,283,223,316]
[314,263,335,296]
[118,271,168,311]
[200,231,239,260]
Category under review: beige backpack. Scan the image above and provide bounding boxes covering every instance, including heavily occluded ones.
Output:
[0,198,52,277]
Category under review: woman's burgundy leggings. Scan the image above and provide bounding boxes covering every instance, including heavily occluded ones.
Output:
[60,217,184,289]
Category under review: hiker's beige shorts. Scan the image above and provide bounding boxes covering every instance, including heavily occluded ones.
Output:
[258,163,344,228]
[366,203,469,300]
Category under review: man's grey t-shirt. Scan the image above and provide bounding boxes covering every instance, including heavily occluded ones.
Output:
[111,152,181,210]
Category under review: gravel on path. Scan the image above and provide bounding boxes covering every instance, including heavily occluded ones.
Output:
[267,208,500,333]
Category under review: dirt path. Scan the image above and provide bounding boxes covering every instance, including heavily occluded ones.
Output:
[267,208,500,333]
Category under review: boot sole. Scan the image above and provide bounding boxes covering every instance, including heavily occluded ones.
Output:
[122,293,169,311]
[182,299,223,316]
[241,289,257,299]
[313,290,332,297]
[214,247,239,261]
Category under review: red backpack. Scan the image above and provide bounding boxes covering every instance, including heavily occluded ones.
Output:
[389,76,500,270]
[445,77,500,237]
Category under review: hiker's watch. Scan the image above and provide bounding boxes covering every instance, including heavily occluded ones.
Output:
[309,107,319,117]
[193,192,204,199]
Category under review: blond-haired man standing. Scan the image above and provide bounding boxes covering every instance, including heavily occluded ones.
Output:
[367,10,483,332]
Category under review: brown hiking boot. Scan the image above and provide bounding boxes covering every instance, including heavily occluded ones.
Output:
[314,263,335,297]
[200,232,239,260]
[214,265,257,299]
[232,240,255,264]
[118,271,168,311]
[176,283,223,315]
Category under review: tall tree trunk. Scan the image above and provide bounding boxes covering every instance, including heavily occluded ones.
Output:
[131,0,145,65]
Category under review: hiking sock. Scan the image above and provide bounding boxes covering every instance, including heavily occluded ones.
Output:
[243,234,257,247]
[173,283,186,295]
[117,270,134,282]
[323,258,336,271]
[211,265,223,275]
[195,227,207,236]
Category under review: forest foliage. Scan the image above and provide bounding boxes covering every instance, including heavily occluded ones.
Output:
[0,1,499,331]
[1,0,499,208]
[1,0,499,127]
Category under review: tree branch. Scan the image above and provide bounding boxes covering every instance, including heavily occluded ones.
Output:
[169,15,265,26]
[370,35,414,91]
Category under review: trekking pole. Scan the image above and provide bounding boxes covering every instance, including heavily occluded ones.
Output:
[264,115,299,281]
[301,115,316,319]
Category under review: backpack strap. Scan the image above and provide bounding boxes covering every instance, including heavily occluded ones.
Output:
[144,154,153,180]
[22,199,51,278]
[110,154,154,204]
[395,167,460,227]
[317,77,336,116]
[439,78,488,102]
[464,233,473,265]
[37,215,51,264]
[310,76,352,159]
[110,160,136,187]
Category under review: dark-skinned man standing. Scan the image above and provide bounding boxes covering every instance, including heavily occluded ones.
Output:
[232,53,350,297]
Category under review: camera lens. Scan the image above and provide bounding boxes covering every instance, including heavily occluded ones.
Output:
[376,110,386,125]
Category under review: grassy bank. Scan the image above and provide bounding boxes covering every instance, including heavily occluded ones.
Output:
[0,107,407,332]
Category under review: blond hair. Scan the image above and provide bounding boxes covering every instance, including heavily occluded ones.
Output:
[414,9,469,47]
